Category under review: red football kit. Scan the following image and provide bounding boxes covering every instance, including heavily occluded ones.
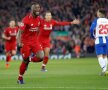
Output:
[19,14,42,59]
[4,27,18,52]
[38,19,71,49]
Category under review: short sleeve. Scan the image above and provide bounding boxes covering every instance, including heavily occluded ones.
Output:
[90,18,98,39]
[4,28,9,36]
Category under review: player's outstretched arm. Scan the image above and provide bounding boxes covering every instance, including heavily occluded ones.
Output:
[53,19,80,26]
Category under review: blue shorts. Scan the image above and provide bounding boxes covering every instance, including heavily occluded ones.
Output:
[95,43,108,55]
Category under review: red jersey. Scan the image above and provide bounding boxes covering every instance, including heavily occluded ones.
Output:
[19,14,42,44]
[38,19,71,40]
[4,27,18,43]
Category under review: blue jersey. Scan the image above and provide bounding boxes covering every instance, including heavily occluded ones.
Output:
[90,18,108,55]
[90,18,108,44]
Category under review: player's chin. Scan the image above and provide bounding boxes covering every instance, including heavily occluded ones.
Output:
[35,12,39,16]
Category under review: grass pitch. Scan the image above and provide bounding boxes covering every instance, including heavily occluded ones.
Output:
[0,58,108,90]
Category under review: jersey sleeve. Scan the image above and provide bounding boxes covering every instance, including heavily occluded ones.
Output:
[53,20,71,26]
[4,28,9,36]
[90,18,97,39]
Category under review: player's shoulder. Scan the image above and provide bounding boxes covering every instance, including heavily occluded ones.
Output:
[37,15,43,22]
[97,18,108,23]
[93,18,98,21]
[37,15,43,19]
[51,19,57,23]
[91,18,98,24]
[97,17,108,20]
[15,26,19,30]
[22,13,31,22]
[4,27,10,33]
[15,26,19,28]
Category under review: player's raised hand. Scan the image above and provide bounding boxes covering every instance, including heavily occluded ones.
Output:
[71,19,80,25]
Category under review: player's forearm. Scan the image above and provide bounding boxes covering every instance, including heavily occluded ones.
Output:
[2,34,10,40]
[16,30,22,45]
[56,19,80,26]
[56,22,71,26]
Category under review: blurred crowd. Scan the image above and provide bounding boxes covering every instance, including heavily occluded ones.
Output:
[0,0,108,57]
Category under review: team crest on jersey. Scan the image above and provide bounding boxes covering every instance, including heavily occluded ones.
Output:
[31,24,33,26]
[44,24,52,30]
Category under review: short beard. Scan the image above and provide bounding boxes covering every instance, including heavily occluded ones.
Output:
[32,12,39,17]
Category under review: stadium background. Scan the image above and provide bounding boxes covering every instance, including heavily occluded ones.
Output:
[0,0,108,58]
[0,0,108,90]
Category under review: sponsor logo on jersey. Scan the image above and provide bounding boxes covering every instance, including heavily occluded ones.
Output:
[44,24,52,30]
[29,27,39,32]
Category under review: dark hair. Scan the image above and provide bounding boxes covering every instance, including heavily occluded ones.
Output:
[31,2,41,11]
[98,8,106,16]
[31,2,41,7]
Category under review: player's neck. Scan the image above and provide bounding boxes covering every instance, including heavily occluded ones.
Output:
[32,14,38,18]
[31,12,38,18]
[45,19,51,22]
[10,26,15,28]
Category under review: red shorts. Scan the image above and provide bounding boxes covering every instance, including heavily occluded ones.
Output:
[39,39,50,49]
[5,42,17,52]
[21,42,43,59]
